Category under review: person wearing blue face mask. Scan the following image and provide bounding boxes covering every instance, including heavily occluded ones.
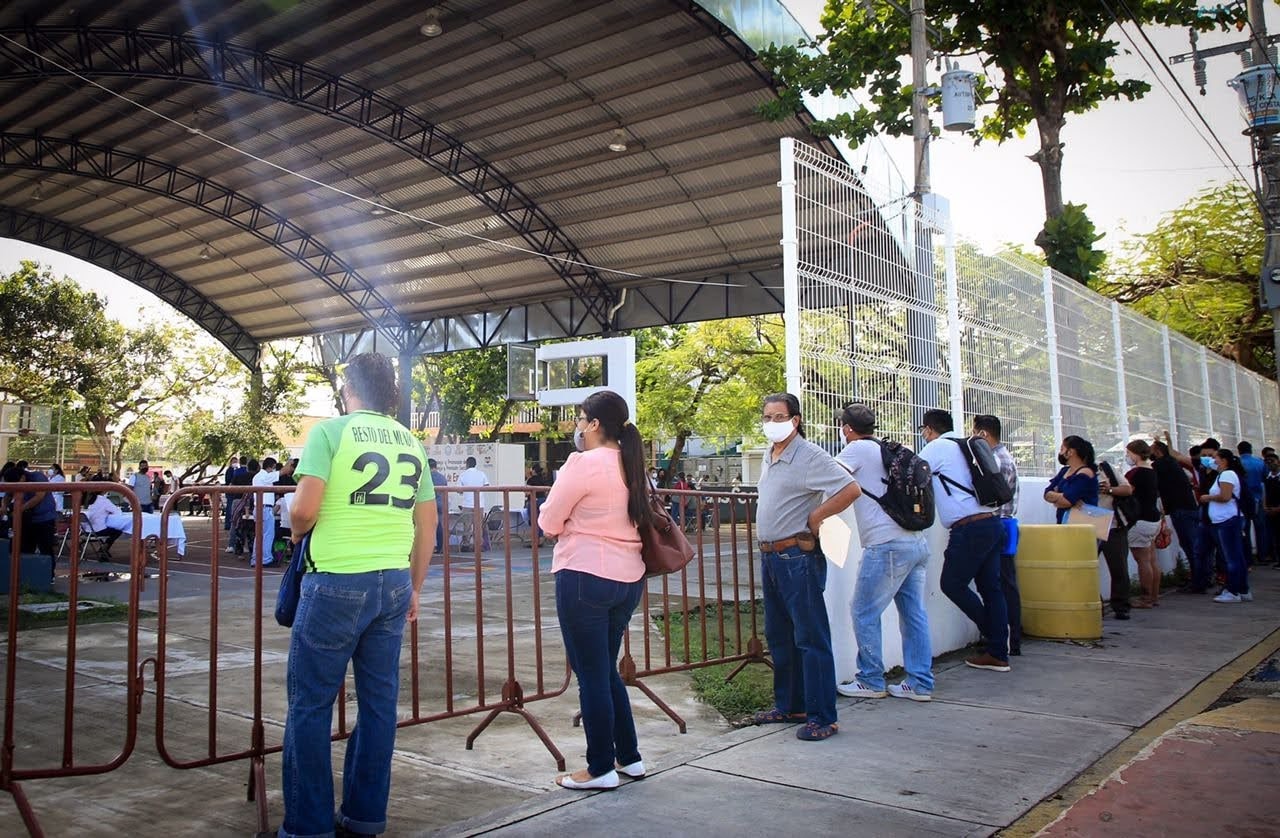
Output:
[1161,434,1225,589]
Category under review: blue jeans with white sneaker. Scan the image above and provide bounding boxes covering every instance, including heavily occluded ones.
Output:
[852,536,933,694]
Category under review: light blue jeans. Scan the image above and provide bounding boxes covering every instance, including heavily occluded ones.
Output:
[852,536,933,693]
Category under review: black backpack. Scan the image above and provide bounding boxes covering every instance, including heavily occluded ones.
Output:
[1099,461,1141,530]
[940,436,1014,508]
[861,439,935,531]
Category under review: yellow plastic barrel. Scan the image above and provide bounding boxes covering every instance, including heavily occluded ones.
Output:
[1014,524,1102,640]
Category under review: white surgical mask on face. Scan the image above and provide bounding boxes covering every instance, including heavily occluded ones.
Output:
[1124,455,1136,468]
[573,426,586,452]
[762,420,795,444]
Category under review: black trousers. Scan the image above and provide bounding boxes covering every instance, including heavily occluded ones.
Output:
[21,517,56,557]
[1000,551,1022,653]
[1099,527,1131,615]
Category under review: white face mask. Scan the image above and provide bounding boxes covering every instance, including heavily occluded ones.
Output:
[762,419,795,444]
[1124,455,1136,468]
[573,426,586,452]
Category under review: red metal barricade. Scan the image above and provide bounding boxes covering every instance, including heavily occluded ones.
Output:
[1,482,146,838]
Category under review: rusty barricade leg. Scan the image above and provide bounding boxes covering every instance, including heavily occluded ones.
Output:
[464,488,566,770]
[1,481,146,837]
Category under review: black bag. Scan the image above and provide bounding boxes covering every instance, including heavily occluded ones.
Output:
[861,439,935,531]
[941,436,1014,508]
[1099,461,1141,530]
[274,534,311,628]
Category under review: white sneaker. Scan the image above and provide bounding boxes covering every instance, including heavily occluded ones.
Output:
[887,683,932,702]
[1240,591,1254,602]
[616,759,645,779]
[836,681,886,698]
[1213,591,1242,603]
[223,546,234,553]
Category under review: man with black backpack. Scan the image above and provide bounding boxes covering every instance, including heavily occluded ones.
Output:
[833,404,935,702]
[919,409,1012,672]
[973,415,1023,654]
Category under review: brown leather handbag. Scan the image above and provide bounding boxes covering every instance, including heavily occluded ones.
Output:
[638,493,695,577]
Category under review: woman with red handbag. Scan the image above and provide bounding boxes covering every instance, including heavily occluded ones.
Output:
[539,390,654,791]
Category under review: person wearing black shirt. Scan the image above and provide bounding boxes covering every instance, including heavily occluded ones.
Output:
[1160,433,1222,592]
[1151,440,1204,590]
[1263,453,1280,566]
[1120,441,1164,608]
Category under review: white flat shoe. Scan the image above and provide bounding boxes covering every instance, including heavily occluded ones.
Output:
[616,759,645,779]
[556,769,619,790]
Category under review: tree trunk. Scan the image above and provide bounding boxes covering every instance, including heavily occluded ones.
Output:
[667,431,689,478]
[1031,115,1066,250]
[487,399,517,441]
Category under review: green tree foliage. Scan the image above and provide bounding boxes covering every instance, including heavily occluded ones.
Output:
[636,318,784,475]
[1094,183,1271,375]
[758,0,1238,271]
[416,347,516,442]
[1040,202,1106,283]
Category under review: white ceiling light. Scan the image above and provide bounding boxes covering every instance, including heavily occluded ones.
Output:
[198,245,212,261]
[607,129,628,153]
[419,9,443,37]
[30,183,43,202]
[369,203,389,216]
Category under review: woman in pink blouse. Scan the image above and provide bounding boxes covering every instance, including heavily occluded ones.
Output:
[539,390,654,791]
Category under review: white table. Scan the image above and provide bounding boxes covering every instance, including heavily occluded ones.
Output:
[104,512,187,556]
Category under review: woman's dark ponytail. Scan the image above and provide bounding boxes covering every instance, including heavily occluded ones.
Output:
[619,422,654,529]
[580,390,654,529]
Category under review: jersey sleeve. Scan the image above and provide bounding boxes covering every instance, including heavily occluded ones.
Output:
[296,420,338,482]
[416,453,435,503]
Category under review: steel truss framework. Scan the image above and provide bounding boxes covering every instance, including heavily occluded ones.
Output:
[0,132,411,347]
[0,206,261,368]
[0,24,619,332]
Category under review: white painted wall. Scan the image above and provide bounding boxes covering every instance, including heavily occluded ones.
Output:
[823,476,1186,683]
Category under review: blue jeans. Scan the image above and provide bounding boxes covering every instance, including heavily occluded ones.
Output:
[852,536,932,693]
[940,516,1008,661]
[1211,516,1250,596]
[762,547,837,726]
[280,569,412,838]
[555,569,644,777]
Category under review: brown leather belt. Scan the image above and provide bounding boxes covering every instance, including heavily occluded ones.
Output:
[953,511,996,528]
[759,532,817,553]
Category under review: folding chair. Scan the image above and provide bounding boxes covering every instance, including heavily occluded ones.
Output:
[74,512,114,562]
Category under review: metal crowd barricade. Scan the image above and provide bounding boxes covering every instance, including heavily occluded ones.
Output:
[1,482,145,838]
[611,487,768,733]
[3,477,766,836]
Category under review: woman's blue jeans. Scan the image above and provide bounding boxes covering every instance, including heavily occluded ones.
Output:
[555,569,645,777]
[761,547,837,726]
[852,536,933,693]
[280,569,412,838]
[1211,515,1251,596]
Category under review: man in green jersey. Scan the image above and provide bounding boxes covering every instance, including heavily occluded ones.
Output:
[277,353,437,838]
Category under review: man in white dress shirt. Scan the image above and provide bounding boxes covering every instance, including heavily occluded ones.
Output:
[251,456,281,566]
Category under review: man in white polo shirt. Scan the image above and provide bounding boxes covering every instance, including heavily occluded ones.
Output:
[458,456,490,550]
[918,409,1011,672]
[251,456,280,566]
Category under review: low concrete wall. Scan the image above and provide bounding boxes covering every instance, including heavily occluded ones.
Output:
[823,476,1186,682]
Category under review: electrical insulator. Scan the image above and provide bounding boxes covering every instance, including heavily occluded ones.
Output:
[1195,59,1207,95]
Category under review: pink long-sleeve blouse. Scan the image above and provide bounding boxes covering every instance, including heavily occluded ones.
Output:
[538,447,644,582]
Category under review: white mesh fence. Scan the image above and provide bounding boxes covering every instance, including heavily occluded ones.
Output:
[781,139,1279,476]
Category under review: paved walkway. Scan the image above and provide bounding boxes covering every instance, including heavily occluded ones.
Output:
[3,557,1277,836]
[434,570,1280,838]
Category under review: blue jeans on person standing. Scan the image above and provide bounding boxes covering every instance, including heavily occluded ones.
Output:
[1169,509,1206,590]
[852,536,933,694]
[1211,516,1251,596]
[254,507,276,566]
[762,546,837,726]
[279,569,412,838]
[940,516,1008,661]
[555,569,644,777]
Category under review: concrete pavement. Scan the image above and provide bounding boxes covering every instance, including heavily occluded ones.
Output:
[1,522,1278,836]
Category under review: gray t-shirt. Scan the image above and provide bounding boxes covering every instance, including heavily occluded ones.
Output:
[993,443,1019,519]
[757,435,855,542]
[835,438,913,547]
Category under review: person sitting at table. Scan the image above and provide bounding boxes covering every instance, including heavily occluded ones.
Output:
[85,492,126,551]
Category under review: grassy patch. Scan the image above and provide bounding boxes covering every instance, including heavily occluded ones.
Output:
[0,591,153,631]
[653,601,774,722]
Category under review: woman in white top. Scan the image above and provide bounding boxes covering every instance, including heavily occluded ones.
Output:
[1199,449,1251,603]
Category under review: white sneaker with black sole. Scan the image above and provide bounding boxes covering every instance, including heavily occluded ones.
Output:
[1213,590,1242,603]
[1240,591,1254,602]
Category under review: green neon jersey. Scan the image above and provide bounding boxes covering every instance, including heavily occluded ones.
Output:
[295,410,434,573]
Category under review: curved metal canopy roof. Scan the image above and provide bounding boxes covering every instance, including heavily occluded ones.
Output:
[0,0,845,368]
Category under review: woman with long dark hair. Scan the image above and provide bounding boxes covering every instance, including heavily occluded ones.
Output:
[1200,448,1252,603]
[1117,440,1163,608]
[539,390,654,790]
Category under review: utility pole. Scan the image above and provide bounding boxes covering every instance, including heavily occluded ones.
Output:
[1175,3,1280,386]
[906,0,940,422]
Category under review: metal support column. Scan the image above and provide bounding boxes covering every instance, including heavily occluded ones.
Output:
[780,138,802,395]
[944,210,965,421]
[1111,302,1130,441]
[1200,345,1215,435]
[1043,267,1064,443]
[398,349,415,429]
[1161,326,1178,448]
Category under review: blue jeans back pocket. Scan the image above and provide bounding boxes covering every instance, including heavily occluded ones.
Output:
[299,581,367,651]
